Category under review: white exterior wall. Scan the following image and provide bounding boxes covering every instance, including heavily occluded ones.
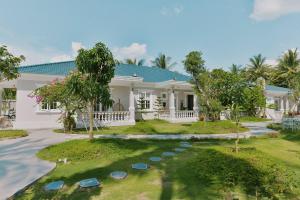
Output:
[111,86,130,111]
[14,80,62,129]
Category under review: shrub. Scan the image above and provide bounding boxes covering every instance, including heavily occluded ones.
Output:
[189,148,295,199]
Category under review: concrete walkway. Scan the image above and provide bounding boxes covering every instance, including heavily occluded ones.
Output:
[0,122,274,199]
[0,130,84,200]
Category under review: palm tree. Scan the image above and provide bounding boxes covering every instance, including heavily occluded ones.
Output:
[230,64,242,74]
[124,58,145,66]
[246,54,270,82]
[275,49,300,88]
[151,53,176,69]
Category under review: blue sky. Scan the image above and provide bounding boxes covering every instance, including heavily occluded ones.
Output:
[1,0,300,73]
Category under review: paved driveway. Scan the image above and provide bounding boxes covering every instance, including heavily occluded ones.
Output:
[0,122,274,199]
[0,129,84,200]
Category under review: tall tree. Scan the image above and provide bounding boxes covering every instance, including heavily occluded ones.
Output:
[124,58,145,66]
[230,64,242,75]
[0,45,25,80]
[246,54,270,82]
[68,42,116,139]
[152,53,176,69]
[274,49,300,88]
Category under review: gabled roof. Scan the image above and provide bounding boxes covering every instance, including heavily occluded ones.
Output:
[18,61,190,83]
[265,85,290,93]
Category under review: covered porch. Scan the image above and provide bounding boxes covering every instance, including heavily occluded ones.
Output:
[76,78,199,128]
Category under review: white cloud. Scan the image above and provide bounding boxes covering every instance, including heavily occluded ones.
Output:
[50,54,72,62]
[265,59,278,66]
[250,0,300,21]
[71,42,85,57]
[160,4,184,16]
[112,43,147,60]
[5,41,85,65]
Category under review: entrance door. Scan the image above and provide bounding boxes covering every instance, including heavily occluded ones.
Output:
[187,95,194,110]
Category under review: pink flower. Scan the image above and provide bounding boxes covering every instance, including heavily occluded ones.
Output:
[35,95,43,103]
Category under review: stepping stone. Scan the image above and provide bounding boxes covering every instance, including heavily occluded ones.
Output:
[149,156,162,162]
[174,148,186,152]
[180,141,191,145]
[180,143,192,148]
[79,178,100,188]
[162,152,176,157]
[132,163,148,170]
[44,180,64,191]
[110,171,128,180]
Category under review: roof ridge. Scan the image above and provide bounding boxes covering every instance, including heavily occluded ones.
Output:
[19,60,75,68]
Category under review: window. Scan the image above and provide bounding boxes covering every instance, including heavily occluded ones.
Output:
[138,91,151,110]
[40,101,59,111]
[161,92,167,109]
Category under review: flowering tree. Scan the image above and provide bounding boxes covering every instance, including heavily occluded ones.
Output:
[33,78,84,132]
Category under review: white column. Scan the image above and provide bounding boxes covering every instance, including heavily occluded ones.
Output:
[129,87,135,122]
[285,97,289,112]
[0,88,3,116]
[169,89,175,120]
[193,94,199,118]
[280,97,284,111]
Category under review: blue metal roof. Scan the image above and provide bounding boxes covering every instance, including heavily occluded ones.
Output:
[18,61,190,83]
[265,85,290,93]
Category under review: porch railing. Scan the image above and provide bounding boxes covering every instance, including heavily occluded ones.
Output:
[175,111,195,119]
[93,111,130,122]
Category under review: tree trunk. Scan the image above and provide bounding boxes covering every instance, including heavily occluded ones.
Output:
[88,101,94,140]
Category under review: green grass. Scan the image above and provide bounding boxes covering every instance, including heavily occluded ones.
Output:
[16,134,300,200]
[0,130,27,139]
[55,119,249,135]
[239,116,271,122]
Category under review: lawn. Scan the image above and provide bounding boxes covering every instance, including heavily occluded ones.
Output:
[16,133,300,200]
[55,119,249,135]
[0,130,27,139]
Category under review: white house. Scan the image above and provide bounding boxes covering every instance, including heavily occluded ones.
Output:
[0,60,295,129]
[0,61,199,129]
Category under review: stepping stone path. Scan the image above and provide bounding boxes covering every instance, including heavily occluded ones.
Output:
[44,180,64,191]
[79,178,100,188]
[174,148,186,152]
[110,171,128,180]
[132,163,148,170]
[162,152,176,157]
[149,156,162,162]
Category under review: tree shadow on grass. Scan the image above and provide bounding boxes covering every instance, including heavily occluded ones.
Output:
[15,139,295,200]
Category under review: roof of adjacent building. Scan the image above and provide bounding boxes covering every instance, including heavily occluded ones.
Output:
[265,85,290,93]
[18,61,190,83]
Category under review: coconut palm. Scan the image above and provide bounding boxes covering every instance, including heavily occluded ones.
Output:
[275,49,300,88]
[124,58,145,66]
[246,54,270,82]
[230,64,243,74]
[151,53,176,69]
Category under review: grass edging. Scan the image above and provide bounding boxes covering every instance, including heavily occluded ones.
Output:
[0,130,28,140]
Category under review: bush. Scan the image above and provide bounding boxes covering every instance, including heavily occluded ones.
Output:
[267,123,282,131]
[189,148,295,199]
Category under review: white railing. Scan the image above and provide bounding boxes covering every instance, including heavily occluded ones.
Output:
[93,111,130,122]
[175,111,195,119]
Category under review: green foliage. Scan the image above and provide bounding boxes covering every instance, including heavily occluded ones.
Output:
[189,148,296,199]
[273,49,300,88]
[246,54,271,82]
[34,79,83,132]
[242,86,266,116]
[68,42,116,138]
[1,88,16,100]
[267,123,282,131]
[151,53,176,69]
[0,45,25,80]
[123,58,145,66]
